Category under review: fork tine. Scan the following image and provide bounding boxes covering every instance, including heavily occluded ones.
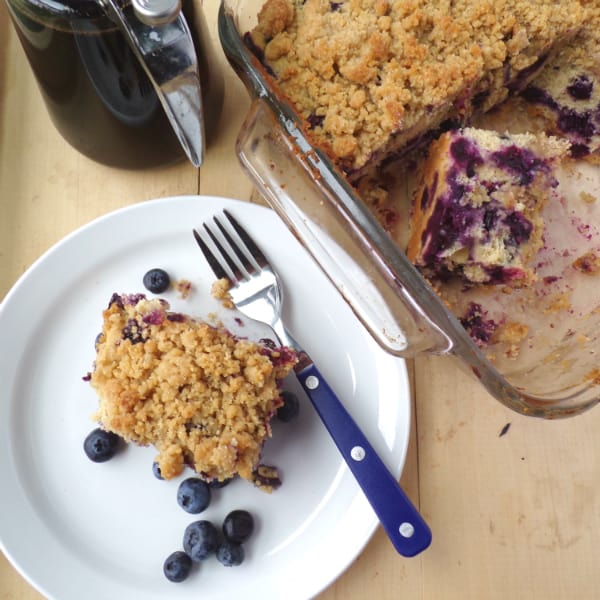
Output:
[192,228,230,281]
[214,214,257,275]
[223,209,269,269]
[203,222,245,282]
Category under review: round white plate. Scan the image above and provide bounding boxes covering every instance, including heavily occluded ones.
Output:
[0,196,410,600]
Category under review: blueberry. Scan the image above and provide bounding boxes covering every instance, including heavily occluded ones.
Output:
[277,391,300,422]
[143,268,170,294]
[503,212,532,245]
[567,75,593,101]
[152,461,164,480]
[177,478,211,514]
[449,136,483,176]
[94,332,104,350]
[83,428,121,463]
[183,520,219,561]
[163,550,192,582]
[307,113,325,128]
[216,539,245,567]
[222,510,254,544]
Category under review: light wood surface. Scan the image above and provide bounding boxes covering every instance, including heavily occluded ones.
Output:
[2,2,600,598]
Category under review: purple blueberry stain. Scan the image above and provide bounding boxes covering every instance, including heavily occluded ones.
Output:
[166,313,186,323]
[449,136,483,177]
[142,310,165,326]
[521,85,559,110]
[307,113,325,129]
[557,107,594,140]
[482,207,499,232]
[503,212,533,245]
[460,302,498,347]
[122,319,145,344]
[490,145,545,185]
[108,293,124,309]
[569,143,590,158]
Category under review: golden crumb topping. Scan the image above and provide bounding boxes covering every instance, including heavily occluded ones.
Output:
[211,277,235,309]
[250,0,584,176]
[90,294,296,484]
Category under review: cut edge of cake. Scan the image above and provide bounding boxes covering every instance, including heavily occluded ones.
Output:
[406,127,570,286]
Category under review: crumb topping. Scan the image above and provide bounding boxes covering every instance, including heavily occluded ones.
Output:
[175,279,193,299]
[572,251,600,274]
[211,277,235,309]
[249,0,583,177]
[90,294,296,484]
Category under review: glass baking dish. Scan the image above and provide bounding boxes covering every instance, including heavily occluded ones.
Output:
[218,0,600,418]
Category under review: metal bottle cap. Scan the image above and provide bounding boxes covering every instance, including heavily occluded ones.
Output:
[131,0,182,26]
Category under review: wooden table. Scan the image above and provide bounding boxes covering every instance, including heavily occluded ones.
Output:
[2,2,600,598]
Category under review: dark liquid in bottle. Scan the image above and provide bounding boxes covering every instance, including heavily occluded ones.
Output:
[8,0,223,169]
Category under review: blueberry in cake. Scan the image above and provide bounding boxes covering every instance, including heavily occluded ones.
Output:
[89,293,297,485]
[406,128,569,285]
[520,1,600,159]
[246,0,584,180]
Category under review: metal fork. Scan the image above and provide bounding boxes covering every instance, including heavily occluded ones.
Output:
[193,210,432,557]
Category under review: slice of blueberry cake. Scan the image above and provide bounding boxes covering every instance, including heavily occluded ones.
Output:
[406,128,569,285]
[89,293,296,484]
[520,2,600,159]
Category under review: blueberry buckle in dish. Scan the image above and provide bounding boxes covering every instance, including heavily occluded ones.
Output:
[406,128,569,286]
[88,293,297,486]
[245,0,584,180]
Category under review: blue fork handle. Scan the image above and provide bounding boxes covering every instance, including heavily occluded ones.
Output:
[296,362,432,557]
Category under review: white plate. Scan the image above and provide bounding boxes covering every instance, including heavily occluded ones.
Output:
[0,196,410,600]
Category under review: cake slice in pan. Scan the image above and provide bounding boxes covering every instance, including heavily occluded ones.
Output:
[406,128,569,285]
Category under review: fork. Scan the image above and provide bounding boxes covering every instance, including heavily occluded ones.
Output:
[193,210,432,557]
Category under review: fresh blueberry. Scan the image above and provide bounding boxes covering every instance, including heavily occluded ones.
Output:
[94,332,104,350]
[143,268,171,294]
[177,478,211,514]
[183,520,219,561]
[222,510,254,544]
[163,550,192,582]
[277,391,300,422]
[216,539,245,567]
[152,461,164,480]
[83,428,121,463]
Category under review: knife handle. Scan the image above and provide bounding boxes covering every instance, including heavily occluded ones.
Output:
[296,362,432,557]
